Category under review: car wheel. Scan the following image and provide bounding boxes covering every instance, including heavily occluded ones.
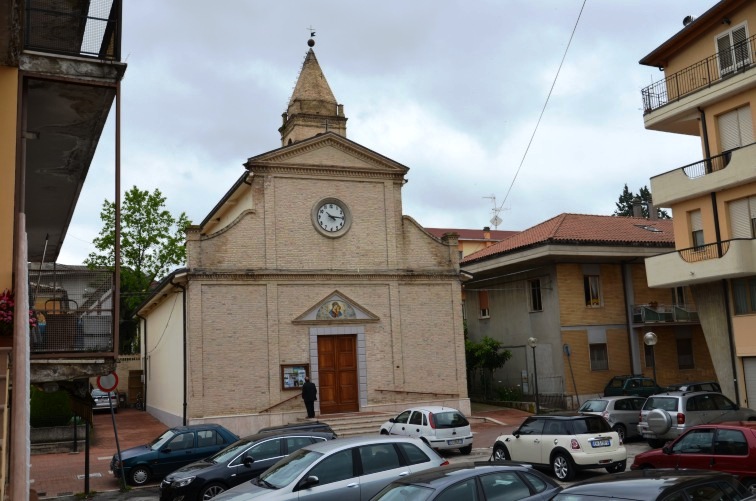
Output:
[552,453,576,481]
[492,444,510,461]
[459,444,472,455]
[647,439,666,449]
[605,460,626,474]
[612,424,626,442]
[129,465,150,486]
[200,482,227,500]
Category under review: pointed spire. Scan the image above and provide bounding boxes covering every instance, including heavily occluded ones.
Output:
[279,40,347,146]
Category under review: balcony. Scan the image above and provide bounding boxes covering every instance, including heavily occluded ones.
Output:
[646,239,756,288]
[650,142,756,207]
[642,32,756,115]
[631,303,699,324]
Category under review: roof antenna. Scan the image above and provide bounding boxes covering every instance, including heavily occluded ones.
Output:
[482,194,508,230]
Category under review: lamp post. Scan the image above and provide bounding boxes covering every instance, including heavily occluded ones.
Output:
[644,332,658,383]
[528,337,540,414]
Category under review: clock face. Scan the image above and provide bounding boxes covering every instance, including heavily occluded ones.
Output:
[312,198,351,237]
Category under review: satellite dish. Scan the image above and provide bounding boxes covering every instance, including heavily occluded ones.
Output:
[683,15,696,26]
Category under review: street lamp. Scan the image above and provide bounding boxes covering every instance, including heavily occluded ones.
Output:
[528,337,540,414]
[644,332,658,382]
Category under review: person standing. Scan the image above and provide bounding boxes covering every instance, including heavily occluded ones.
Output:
[301,376,317,418]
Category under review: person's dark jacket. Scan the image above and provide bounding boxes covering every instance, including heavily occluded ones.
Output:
[302,381,317,402]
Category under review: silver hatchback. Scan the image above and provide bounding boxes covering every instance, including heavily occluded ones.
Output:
[578,396,646,441]
[212,435,448,500]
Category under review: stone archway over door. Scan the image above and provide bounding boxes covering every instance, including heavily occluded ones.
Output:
[317,335,359,414]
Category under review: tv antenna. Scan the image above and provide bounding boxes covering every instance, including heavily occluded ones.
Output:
[483,194,508,229]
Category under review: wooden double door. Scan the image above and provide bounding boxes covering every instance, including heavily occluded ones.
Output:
[317,335,359,414]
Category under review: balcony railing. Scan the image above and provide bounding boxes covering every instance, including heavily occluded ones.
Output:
[641,32,756,114]
[632,303,699,324]
[678,240,732,263]
[29,267,114,354]
[25,0,122,61]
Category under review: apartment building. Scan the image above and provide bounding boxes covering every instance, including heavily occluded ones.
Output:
[640,0,756,406]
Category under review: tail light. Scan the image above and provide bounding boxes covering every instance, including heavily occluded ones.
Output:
[439,460,449,466]
[570,439,581,450]
[677,413,685,425]
[428,412,436,429]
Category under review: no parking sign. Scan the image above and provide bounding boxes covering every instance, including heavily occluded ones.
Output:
[97,372,119,393]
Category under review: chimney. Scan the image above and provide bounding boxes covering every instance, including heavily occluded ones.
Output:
[483,226,491,239]
[632,197,643,218]
[648,200,657,220]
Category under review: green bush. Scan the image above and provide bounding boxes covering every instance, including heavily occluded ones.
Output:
[496,385,523,402]
[30,386,74,427]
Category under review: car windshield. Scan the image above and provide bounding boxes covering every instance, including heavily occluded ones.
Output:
[373,483,434,500]
[148,429,178,450]
[259,448,323,488]
[572,417,611,434]
[208,438,255,463]
[431,411,469,428]
[579,400,608,412]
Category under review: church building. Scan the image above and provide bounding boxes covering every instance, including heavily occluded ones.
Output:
[136,40,469,433]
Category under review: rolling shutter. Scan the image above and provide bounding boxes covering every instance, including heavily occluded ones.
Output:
[718,106,754,151]
[744,357,756,408]
[729,198,752,238]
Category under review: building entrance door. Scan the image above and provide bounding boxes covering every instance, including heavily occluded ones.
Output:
[317,335,358,414]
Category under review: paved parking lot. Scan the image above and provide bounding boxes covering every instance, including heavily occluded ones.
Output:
[32,405,652,500]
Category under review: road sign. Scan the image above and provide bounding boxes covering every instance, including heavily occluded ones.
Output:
[97,372,119,393]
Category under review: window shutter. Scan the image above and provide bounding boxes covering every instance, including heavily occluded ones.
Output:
[730,198,752,238]
[732,26,749,67]
[690,210,703,231]
[738,106,754,145]
[719,109,741,150]
[718,33,734,72]
[478,291,489,310]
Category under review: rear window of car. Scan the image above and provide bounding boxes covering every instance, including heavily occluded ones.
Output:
[579,400,608,412]
[571,416,611,434]
[397,442,431,465]
[644,396,679,412]
[608,378,625,388]
[431,411,469,428]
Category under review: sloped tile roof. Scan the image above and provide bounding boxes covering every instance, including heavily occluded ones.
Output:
[462,213,674,264]
[424,228,518,241]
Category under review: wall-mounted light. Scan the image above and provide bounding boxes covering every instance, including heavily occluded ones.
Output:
[723,17,731,25]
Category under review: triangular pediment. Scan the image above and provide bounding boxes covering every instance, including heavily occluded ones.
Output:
[246,133,409,176]
[293,290,379,324]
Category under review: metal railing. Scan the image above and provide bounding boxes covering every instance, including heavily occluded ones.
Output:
[641,33,756,114]
[25,0,121,61]
[29,267,114,354]
[678,240,731,263]
[632,303,699,323]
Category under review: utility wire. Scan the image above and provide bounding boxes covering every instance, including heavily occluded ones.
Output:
[499,0,587,212]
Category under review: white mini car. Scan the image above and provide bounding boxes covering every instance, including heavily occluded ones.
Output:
[379,406,473,454]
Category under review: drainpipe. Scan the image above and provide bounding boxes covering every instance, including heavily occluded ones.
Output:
[135,313,147,409]
[723,280,740,403]
[170,278,188,425]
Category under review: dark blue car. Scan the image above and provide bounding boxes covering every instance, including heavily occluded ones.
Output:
[111,423,239,486]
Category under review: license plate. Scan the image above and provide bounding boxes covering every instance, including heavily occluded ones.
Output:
[448,439,463,445]
[591,439,611,447]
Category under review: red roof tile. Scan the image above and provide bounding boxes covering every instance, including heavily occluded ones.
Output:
[462,213,674,264]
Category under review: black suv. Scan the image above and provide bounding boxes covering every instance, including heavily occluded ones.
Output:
[553,469,751,501]
[604,375,665,397]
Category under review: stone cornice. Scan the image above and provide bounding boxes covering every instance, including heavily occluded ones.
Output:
[186,269,460,282]
[250,164,405,181]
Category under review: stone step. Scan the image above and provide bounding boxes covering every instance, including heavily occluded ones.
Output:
[303,412,393,437]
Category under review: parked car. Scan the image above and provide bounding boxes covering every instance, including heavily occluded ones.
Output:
[159,430,336,501]
[111,423,240,486]
[212,436,449,500]
[631,422,756,493]
[372,461,561,500]
[667,381,722,393]
[91,388,118,413]
[257,421,337,437]
[578,396,646,441]
[379,406,473,454]
[637,391,756,448]
[552,469,751,501]
[603,375,665,397]
[491,414,626,481]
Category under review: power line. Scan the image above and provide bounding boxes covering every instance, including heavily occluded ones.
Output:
[499,0,587,212]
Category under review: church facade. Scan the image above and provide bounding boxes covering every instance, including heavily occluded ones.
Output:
[136,44,469,434]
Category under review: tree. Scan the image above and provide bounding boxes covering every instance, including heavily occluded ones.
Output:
[613,184,670,219]
[85,186,190,353]
[465,336,512,399]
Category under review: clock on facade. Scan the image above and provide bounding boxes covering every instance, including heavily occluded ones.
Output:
[312,198,351,237]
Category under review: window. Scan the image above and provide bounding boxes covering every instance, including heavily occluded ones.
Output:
[435,479,478,501]
[677,334,694,370]
[717,24,750,76]
[396,442,430,465]
[645,344,655,369]
[674,286,686,306]
[167,432,195,451]
[409,411,423,425]
[393,410,411,424]
[584,275,601,307]
[671,428,714,454]
[358,443,401,475]
[285,436,314,452]
[718,105,754,150]
[589,343,608,371]
[478,290,490,318]
[307,449,354,485]
[732,276,756,314]
[729,196,756,239]
[714,429,748,455]
[529,279,543,312]
[248,439,282,461]
[480,471,531,500]
[197,430,221,448]
[690,210,704,249]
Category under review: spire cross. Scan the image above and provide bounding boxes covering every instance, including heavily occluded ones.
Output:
[308,26,316,37]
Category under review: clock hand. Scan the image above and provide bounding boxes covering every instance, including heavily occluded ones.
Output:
[327,213,344,219]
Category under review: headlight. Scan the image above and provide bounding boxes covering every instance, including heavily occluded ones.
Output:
[172,476,196,488]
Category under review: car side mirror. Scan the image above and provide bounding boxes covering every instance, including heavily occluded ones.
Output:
[243,455,255,466]
[389,418,395,423]
[513,432,520,439]
[662,446,672,454]
[299,475,319,489]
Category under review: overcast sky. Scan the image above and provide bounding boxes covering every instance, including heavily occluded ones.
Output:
[58,0,716,264]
